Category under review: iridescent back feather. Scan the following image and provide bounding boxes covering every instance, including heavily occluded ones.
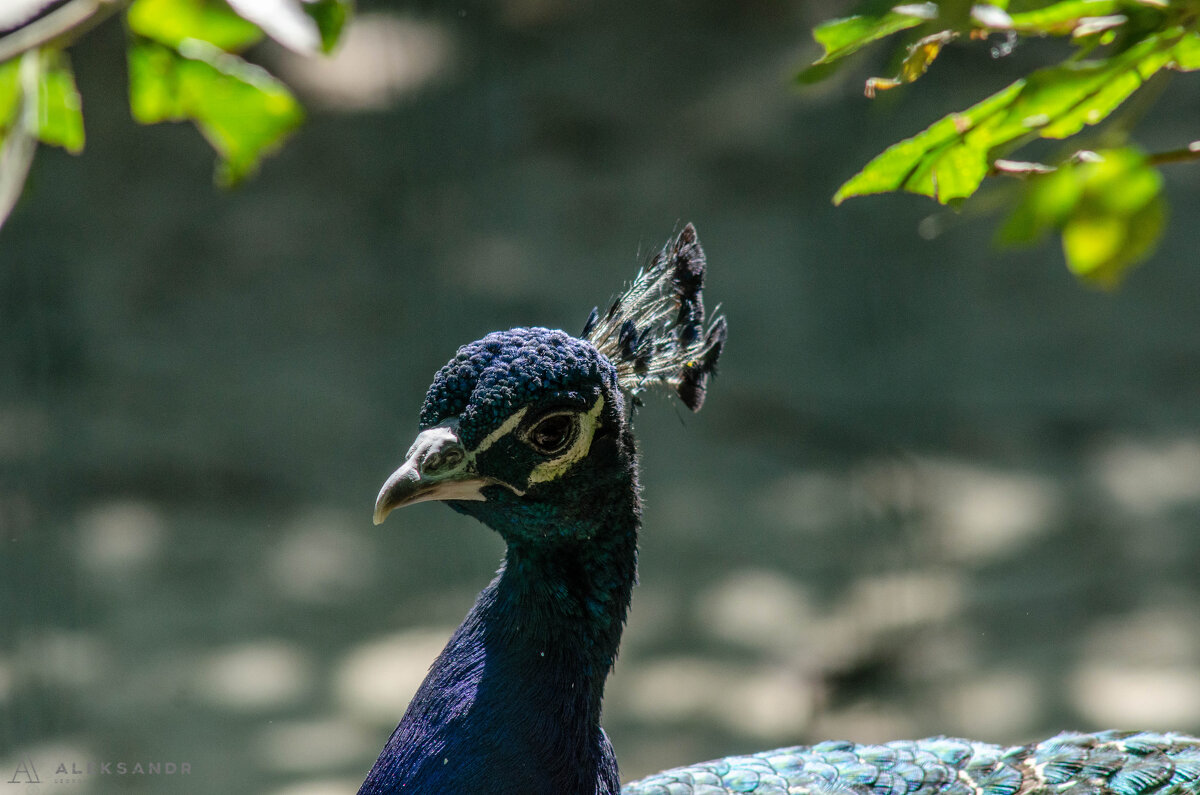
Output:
[621,731,1200,795]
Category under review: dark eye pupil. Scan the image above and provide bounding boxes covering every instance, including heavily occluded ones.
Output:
[531,415,572,453]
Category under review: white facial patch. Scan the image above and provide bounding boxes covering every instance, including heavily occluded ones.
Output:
[473,406,529,456]
[526,394,605,486]
[457,394,605,495]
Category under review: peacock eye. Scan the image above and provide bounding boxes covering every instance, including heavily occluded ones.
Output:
[525,412,577,456]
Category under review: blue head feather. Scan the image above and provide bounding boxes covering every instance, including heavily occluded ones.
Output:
[420,327,624,446]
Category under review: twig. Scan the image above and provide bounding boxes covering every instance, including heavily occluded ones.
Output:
[0,0,125,63]
[1147,142,1200,166]
[991,159,1057,177]
[992,144,1200,178]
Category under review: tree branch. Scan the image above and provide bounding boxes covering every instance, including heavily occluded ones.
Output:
[0,0,126,63]
[1147,142,1200,166]
[992,143,1200,178]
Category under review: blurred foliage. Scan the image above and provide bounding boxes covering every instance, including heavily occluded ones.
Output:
[0,49,85,153]
[803,0,1200,286]
[5,0,1195,289]
[127,39,303,185]
[999,146,1165,285]
[0,0,351,227]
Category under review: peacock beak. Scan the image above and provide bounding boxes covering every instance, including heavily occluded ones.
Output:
[373,424,489,525]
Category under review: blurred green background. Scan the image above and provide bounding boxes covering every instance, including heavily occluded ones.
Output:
[4,1,1200,792]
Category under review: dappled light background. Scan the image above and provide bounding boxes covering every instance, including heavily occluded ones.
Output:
[4,1,1200,793]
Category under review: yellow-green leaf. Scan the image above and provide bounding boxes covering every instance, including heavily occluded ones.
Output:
[999,148,1164,286]
[128,39,304,185]
[35,50,84,153]
[127,0,263,52]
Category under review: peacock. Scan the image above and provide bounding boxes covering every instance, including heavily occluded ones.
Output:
[359,224,1200,794]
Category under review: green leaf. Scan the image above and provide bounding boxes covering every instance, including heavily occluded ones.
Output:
[834,29,1184,205]
[803,6,932,68]
[1006,0,1123,34]
[999,148,1164,286]
[1061,149,1164,286]
[1169,31,1200,70]
[303,0,352,53]
[128,39,304,185]
[127,0,263,52]
[35,50,84,153]
[834,79,1023,203]
[1028,49,1175,139]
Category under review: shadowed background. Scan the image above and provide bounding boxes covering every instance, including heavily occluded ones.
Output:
[3,1,1200,792]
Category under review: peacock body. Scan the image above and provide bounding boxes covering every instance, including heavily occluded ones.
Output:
[359,225,1200,795]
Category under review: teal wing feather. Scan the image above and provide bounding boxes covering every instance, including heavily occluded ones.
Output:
[620,731,1200,795]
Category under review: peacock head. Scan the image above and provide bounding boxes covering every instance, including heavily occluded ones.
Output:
[372,224,726,545]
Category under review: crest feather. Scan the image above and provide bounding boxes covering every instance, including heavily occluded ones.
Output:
[582,224,726,411]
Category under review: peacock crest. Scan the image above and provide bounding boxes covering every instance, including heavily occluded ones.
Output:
[581,223,727,412]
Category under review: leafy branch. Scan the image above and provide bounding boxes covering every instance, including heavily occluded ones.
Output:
[0,0,352,231]
[802,0,1200,286]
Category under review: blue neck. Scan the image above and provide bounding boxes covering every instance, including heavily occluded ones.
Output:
[358,476,639,795]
